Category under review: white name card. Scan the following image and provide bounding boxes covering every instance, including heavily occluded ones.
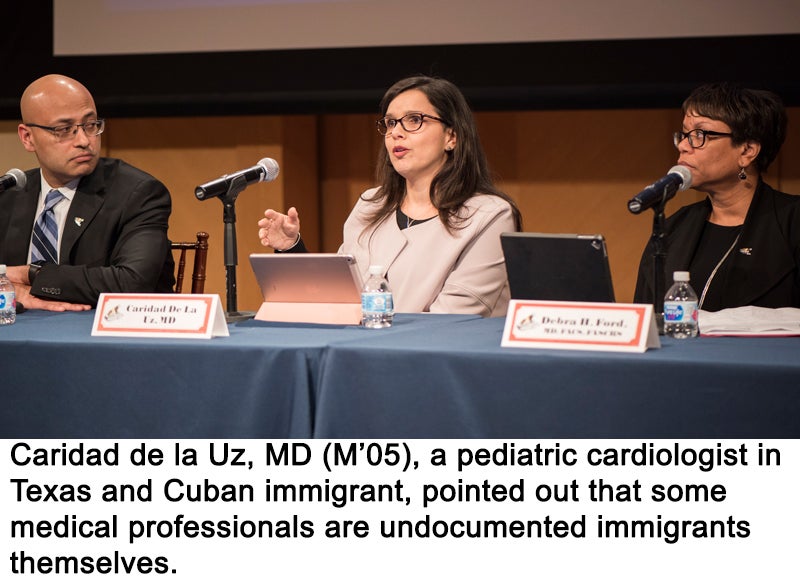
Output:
[92,293,229,339]
[501,300,660,353]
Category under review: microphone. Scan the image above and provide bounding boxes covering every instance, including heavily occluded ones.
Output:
[195,158,279,201]
[0,168,26,193]
[627,165,692,214]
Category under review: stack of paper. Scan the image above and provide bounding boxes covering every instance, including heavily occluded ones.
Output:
[698,306,800,336]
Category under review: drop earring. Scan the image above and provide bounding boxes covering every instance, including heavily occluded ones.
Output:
[738,167,747,180]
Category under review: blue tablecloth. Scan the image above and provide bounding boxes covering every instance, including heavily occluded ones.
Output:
[314,317,800,438]
[3,311,798,438]
[0,311,476,438]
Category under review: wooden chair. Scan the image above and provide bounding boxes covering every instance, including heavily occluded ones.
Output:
[172,231,209,293]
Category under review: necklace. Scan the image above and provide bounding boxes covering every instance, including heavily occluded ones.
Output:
[699,231,742,309]
[399,208,435,229]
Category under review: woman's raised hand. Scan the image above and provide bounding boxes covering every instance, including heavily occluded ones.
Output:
[258,207,301,250]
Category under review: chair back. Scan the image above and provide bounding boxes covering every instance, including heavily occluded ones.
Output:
[172,231,209,293]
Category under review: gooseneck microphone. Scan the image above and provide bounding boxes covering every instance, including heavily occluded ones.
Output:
[0,168,26,193]
[195,158,279,201]
[627,165,692,214]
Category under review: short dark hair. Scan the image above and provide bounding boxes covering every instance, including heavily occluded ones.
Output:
[682,82,787,173]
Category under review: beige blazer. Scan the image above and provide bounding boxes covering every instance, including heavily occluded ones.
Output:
[339,188,517,317]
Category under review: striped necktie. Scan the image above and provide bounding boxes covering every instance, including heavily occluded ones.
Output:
[31,189,65,264]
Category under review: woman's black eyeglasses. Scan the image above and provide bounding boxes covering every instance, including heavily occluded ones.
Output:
[376,112,447,135]
[673,128,732,149]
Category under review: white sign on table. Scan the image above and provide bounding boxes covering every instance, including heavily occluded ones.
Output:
[91,293,229,339]
[501,300,660,353]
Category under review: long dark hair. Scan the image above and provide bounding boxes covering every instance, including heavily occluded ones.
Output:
[363,76,521,232]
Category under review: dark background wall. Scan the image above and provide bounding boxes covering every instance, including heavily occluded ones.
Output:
[2,2,799,119]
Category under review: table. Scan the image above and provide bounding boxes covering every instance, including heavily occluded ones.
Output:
[314,317,800,438]
[0,311,475,438]
[3,311,798,439]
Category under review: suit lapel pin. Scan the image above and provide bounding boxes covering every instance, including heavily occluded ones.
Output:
[739,247,752,255]
[74,217,84,227]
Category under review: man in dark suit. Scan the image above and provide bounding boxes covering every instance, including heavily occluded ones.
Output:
[0,74,174,310]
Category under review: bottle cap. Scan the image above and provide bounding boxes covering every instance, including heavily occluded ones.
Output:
[368,265,384,275]
[673,271,690,282]
[0,264,6,275]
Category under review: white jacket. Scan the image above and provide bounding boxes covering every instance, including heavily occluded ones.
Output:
[340,188,516,316]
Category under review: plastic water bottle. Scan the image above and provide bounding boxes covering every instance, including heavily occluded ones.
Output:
[361,265,393,328]
[0,264,16,325]
[663,270,698,338]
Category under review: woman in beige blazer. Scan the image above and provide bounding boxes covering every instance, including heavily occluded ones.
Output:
[258,76,521,317]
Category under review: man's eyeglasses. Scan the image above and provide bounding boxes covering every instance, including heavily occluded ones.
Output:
[376,112,447,135]
[673,128,732,149]
[25,119,105,140]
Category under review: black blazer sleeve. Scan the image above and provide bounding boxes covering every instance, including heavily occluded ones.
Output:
[30,158,175,306]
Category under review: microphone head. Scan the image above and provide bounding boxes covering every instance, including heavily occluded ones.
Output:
[668,164,692,191]
[257,158,280,182]
[5,168,26,189]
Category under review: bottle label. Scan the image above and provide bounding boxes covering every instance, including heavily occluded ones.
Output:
[0,290,15,311]
[361,292,393,313]
[663,300,697,323]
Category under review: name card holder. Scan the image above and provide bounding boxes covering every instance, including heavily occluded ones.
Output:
[92,294,229,339]
[501,300,660,353]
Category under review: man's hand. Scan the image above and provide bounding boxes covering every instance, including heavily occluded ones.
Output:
[14,284,91,312]
[5,265,31,286]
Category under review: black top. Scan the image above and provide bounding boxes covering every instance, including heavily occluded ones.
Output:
[689,222,743,311]
[634,181,800,310]
[396,208,436,230]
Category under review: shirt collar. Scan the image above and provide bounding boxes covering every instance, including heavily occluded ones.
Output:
[40,172,80,203]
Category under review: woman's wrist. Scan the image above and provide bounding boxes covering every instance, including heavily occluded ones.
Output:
[277,234,301,252]
[284,233,301,250]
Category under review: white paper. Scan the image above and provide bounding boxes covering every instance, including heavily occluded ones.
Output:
[698,306,800,336]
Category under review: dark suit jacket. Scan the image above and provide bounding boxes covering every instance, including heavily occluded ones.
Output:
[0,157,175,306]
[634,181,800,310]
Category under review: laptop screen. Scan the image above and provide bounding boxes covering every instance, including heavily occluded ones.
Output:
[501,232,615,302]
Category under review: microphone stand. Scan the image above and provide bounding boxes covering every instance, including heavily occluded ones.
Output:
[648,196,669,335]
[218,174,255,323]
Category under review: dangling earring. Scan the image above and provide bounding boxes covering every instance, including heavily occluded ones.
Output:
[738,167,747,180]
